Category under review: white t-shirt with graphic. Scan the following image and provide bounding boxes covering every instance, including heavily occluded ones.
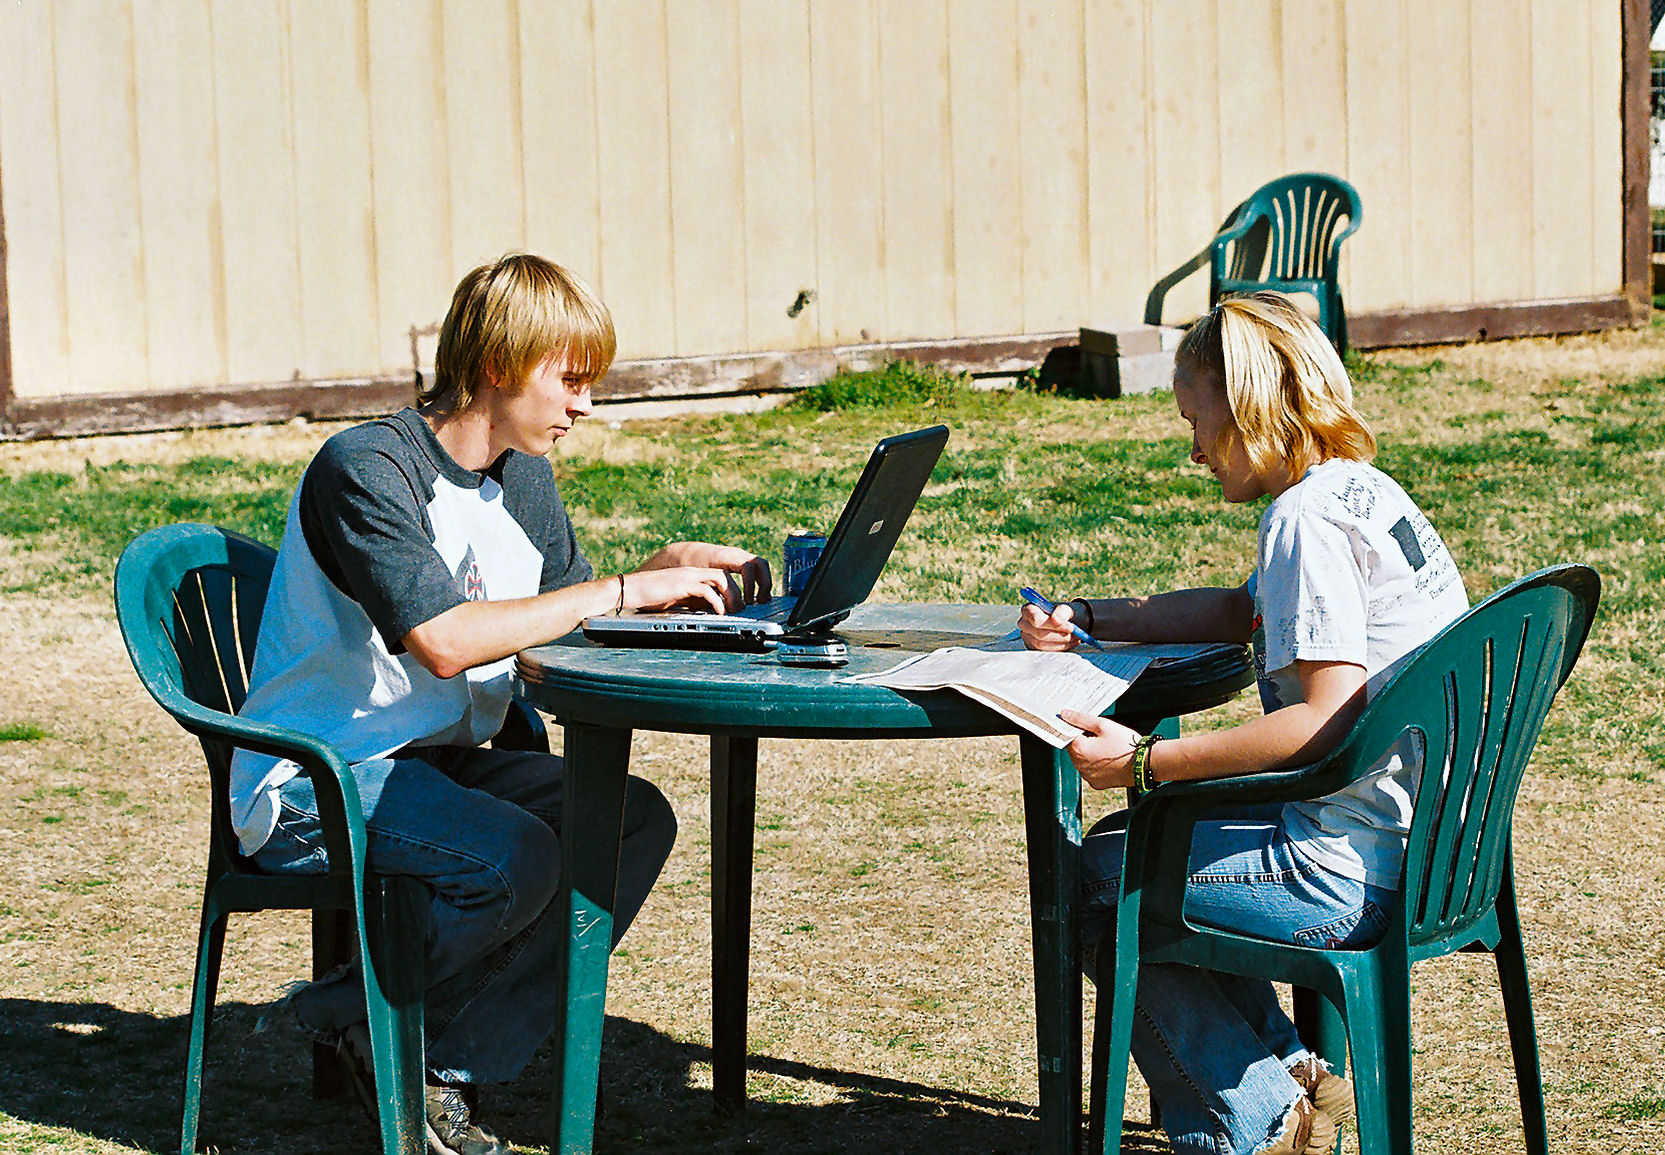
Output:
[228,409,592,855]
[1248,457,1468,889]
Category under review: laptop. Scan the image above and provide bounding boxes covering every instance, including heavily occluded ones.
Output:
[582,424,950,651]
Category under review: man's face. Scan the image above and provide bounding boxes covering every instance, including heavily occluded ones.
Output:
[1172,368,1267,504]
[491,350,593,458]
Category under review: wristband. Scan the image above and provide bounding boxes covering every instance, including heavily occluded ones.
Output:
[1070,597,1095,634]
[1131,733,1163,794]
[616,573,627,613]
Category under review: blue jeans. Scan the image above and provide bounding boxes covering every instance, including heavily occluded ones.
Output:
[1081,804,1393,1155]
[250,745,676,1085]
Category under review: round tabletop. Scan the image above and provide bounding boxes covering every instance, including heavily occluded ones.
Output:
[516,603,1254,740]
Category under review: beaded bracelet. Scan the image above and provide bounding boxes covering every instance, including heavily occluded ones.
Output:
[1131,733,1163,794]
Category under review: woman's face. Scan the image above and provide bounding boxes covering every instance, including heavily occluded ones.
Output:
[1172,367,1278,503]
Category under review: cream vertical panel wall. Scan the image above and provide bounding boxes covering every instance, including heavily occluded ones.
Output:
[0,0,1631,405]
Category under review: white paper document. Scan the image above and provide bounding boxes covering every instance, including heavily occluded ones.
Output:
[844,636,1217,747]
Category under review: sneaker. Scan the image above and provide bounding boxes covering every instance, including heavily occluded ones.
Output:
[339,1026,512,1155]
[1257,1095,1337,1155]
[1287,1055,1355,1126]
[335,1022,381,1127]
[425,1081,512,1155]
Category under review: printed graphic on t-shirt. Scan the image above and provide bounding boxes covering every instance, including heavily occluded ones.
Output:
[1388,516,1426,570]
[456,545,487,601]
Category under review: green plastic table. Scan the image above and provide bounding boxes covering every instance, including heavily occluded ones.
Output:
[514,603,1253,1153]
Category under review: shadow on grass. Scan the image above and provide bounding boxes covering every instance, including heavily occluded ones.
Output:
[0,998,1173,1153]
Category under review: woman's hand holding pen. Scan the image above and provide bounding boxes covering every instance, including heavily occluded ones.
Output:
[1019,602,1084,651]
[1058,710,1143,790]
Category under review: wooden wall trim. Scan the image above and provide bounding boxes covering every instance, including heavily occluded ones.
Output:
[0,332,1069,439]
[2,295,1644,441]
[1347,294,1642,348]
[1623,0,1652,308]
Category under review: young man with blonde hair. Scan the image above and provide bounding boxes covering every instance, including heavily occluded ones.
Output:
[233,253,769,1154]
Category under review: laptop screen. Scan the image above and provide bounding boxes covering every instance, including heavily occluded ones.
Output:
[786,424,949,634]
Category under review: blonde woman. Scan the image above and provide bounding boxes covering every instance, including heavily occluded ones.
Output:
[1021,292,1468,1154]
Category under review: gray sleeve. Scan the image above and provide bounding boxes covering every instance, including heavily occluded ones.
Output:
[502,453,594,593]
[298,436,464,651]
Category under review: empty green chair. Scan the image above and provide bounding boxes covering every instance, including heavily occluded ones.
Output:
[1087,564,1600,1155]
[114,523,428,1154]
[1146,172,1361,354]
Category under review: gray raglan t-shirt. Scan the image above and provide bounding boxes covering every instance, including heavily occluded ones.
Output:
[228,408,591,854]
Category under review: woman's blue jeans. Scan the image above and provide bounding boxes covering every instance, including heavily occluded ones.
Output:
[1081,804,1393,1155]
[250,744,676,1085]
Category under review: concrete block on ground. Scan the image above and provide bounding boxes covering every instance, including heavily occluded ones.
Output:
[1078,323,1183,397]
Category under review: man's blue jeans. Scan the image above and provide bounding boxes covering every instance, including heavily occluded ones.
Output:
[250,745,676,1085]
[1080,804,1393,1154]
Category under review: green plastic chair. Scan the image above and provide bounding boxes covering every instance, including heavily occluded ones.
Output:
[1145,172,1361,355]
[114,523,429,1154]
[1086,563,1600,1155]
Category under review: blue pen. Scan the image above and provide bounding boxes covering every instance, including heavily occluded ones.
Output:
[1019,586,1106,651]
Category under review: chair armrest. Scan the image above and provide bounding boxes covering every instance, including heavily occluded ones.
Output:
[1117,753,1368,940]
[157,694,371,881]
[1144,247,1212,326]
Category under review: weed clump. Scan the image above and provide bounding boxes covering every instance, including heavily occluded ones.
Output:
[793,360,968,411]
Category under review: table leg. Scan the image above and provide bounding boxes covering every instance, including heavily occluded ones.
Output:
[551,722,632,1155]
[1019,735,1083,1155]
[710,734,759,1114]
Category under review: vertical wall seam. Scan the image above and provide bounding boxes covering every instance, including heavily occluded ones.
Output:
[0,134,13,423]
[509,0,526,245]
[1401,0,1414,295]
[435,1,455,279]
[942,0,958,337]
[124,0,151,389]
[49,7,70,391]
[361,0,384,381]
[283,0,305,373]
[803,0,822,347]
[1524,0,1536,297]
[205,0,229,385]
[733,0,750,347]
[1143,0,1157,279]
[1076,0,1090,327]
[661,0,678,352]
[873,0,888,338]
[587,0,604,295]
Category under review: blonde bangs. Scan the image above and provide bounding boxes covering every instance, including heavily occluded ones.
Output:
[425,254,616,409]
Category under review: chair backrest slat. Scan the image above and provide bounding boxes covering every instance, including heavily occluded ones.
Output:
[116,525,278,865]
[1237,175,1358,283]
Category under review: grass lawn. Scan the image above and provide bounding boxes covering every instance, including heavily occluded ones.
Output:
[1,323,1663,1152]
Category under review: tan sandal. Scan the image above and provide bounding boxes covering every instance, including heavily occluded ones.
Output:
[1257,1095,1338,1155]
[1287,1055,1355,1126]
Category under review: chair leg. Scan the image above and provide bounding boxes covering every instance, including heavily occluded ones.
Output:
[1342,959,1414,1155]
[1087,950,1140,1155]
[1494,935,1549,1155]
[1293,985,1348,1078]
[362,876,428,1155]
[180,900,227,1155]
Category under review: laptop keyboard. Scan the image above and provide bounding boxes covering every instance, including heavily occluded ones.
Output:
[735,597,797,623]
